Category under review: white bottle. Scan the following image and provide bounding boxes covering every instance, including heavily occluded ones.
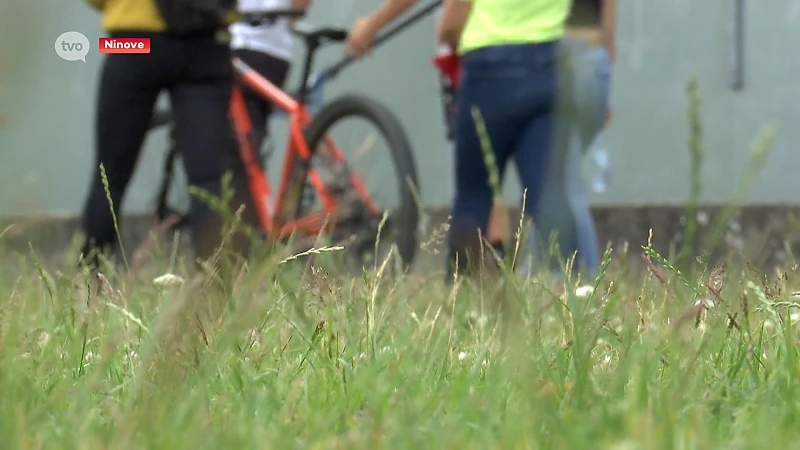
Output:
[588,138,612,194]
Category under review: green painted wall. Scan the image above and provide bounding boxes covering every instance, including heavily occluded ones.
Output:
[0,0,797,218]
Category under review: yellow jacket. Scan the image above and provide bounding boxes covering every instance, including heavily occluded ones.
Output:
[86,0,236,33]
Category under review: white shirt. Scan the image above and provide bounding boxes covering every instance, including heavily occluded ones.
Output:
[230,0,294,62]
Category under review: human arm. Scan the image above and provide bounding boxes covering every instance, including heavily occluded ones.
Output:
[600,0,616,60]
[346,0,419,57]
[436,0,471,48]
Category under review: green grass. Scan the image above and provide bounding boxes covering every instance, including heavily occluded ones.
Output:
[0,76,786,449]
[2,240,800,450]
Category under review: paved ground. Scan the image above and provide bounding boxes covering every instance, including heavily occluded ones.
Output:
[4,204,800,274]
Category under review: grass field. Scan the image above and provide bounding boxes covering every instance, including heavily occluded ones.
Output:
[2,232,800,450]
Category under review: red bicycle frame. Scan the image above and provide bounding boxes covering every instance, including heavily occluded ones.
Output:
[229,57,381,241]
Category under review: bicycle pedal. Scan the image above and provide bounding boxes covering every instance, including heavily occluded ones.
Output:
[158,211,189,232]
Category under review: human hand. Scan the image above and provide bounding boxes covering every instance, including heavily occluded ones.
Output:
[346,17,378,58]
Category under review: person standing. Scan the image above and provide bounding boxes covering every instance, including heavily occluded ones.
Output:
[522,0,616,279]
[80,0,252,270]
[347,0,508,259]
[437,0,572,279]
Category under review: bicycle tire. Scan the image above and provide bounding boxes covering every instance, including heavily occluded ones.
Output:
[285,93,420,269]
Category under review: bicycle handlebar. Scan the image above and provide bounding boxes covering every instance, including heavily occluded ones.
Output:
[235,1,442,102]
[237,8,306,26]
[315,0,442,82]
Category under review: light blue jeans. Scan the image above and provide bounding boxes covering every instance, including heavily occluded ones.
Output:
[521,37,611,279]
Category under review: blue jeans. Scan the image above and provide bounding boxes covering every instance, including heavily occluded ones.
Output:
[522,38,611,279]
[446,41,561,277]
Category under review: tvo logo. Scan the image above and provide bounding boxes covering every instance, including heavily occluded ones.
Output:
[55,31,90,62]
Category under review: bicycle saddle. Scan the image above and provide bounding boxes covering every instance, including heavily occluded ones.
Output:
[291,22,349,45]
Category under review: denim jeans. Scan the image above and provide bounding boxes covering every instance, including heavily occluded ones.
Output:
[521,37,612,279]
[446,41,562,278]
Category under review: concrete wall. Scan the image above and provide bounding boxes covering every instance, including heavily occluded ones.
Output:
[605,0,800,205]
[1,0,798,218]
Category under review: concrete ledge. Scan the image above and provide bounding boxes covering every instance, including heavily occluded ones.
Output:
[473,204,800,270]
[3,204,800,270]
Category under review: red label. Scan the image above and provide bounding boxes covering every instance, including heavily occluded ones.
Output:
[98,38,151,54]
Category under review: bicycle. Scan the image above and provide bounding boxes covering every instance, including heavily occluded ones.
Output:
[132,7,439,273]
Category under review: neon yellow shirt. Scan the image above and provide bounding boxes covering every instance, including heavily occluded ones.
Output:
[458,0,571,55]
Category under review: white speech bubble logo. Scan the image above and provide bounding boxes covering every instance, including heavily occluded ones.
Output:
[55,31,90,63]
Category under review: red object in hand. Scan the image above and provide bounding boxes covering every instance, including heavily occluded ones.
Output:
[432,45,461,88]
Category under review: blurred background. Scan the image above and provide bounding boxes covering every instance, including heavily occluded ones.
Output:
[1,0,800,263]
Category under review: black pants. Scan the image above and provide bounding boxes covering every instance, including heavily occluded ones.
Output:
[231,48,291,155]
[81,31,250,268]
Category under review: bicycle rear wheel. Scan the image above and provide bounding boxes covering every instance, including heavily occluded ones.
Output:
[282,93,420,272]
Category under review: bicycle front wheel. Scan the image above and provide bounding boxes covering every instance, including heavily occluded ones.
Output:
[283,93,420,271]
